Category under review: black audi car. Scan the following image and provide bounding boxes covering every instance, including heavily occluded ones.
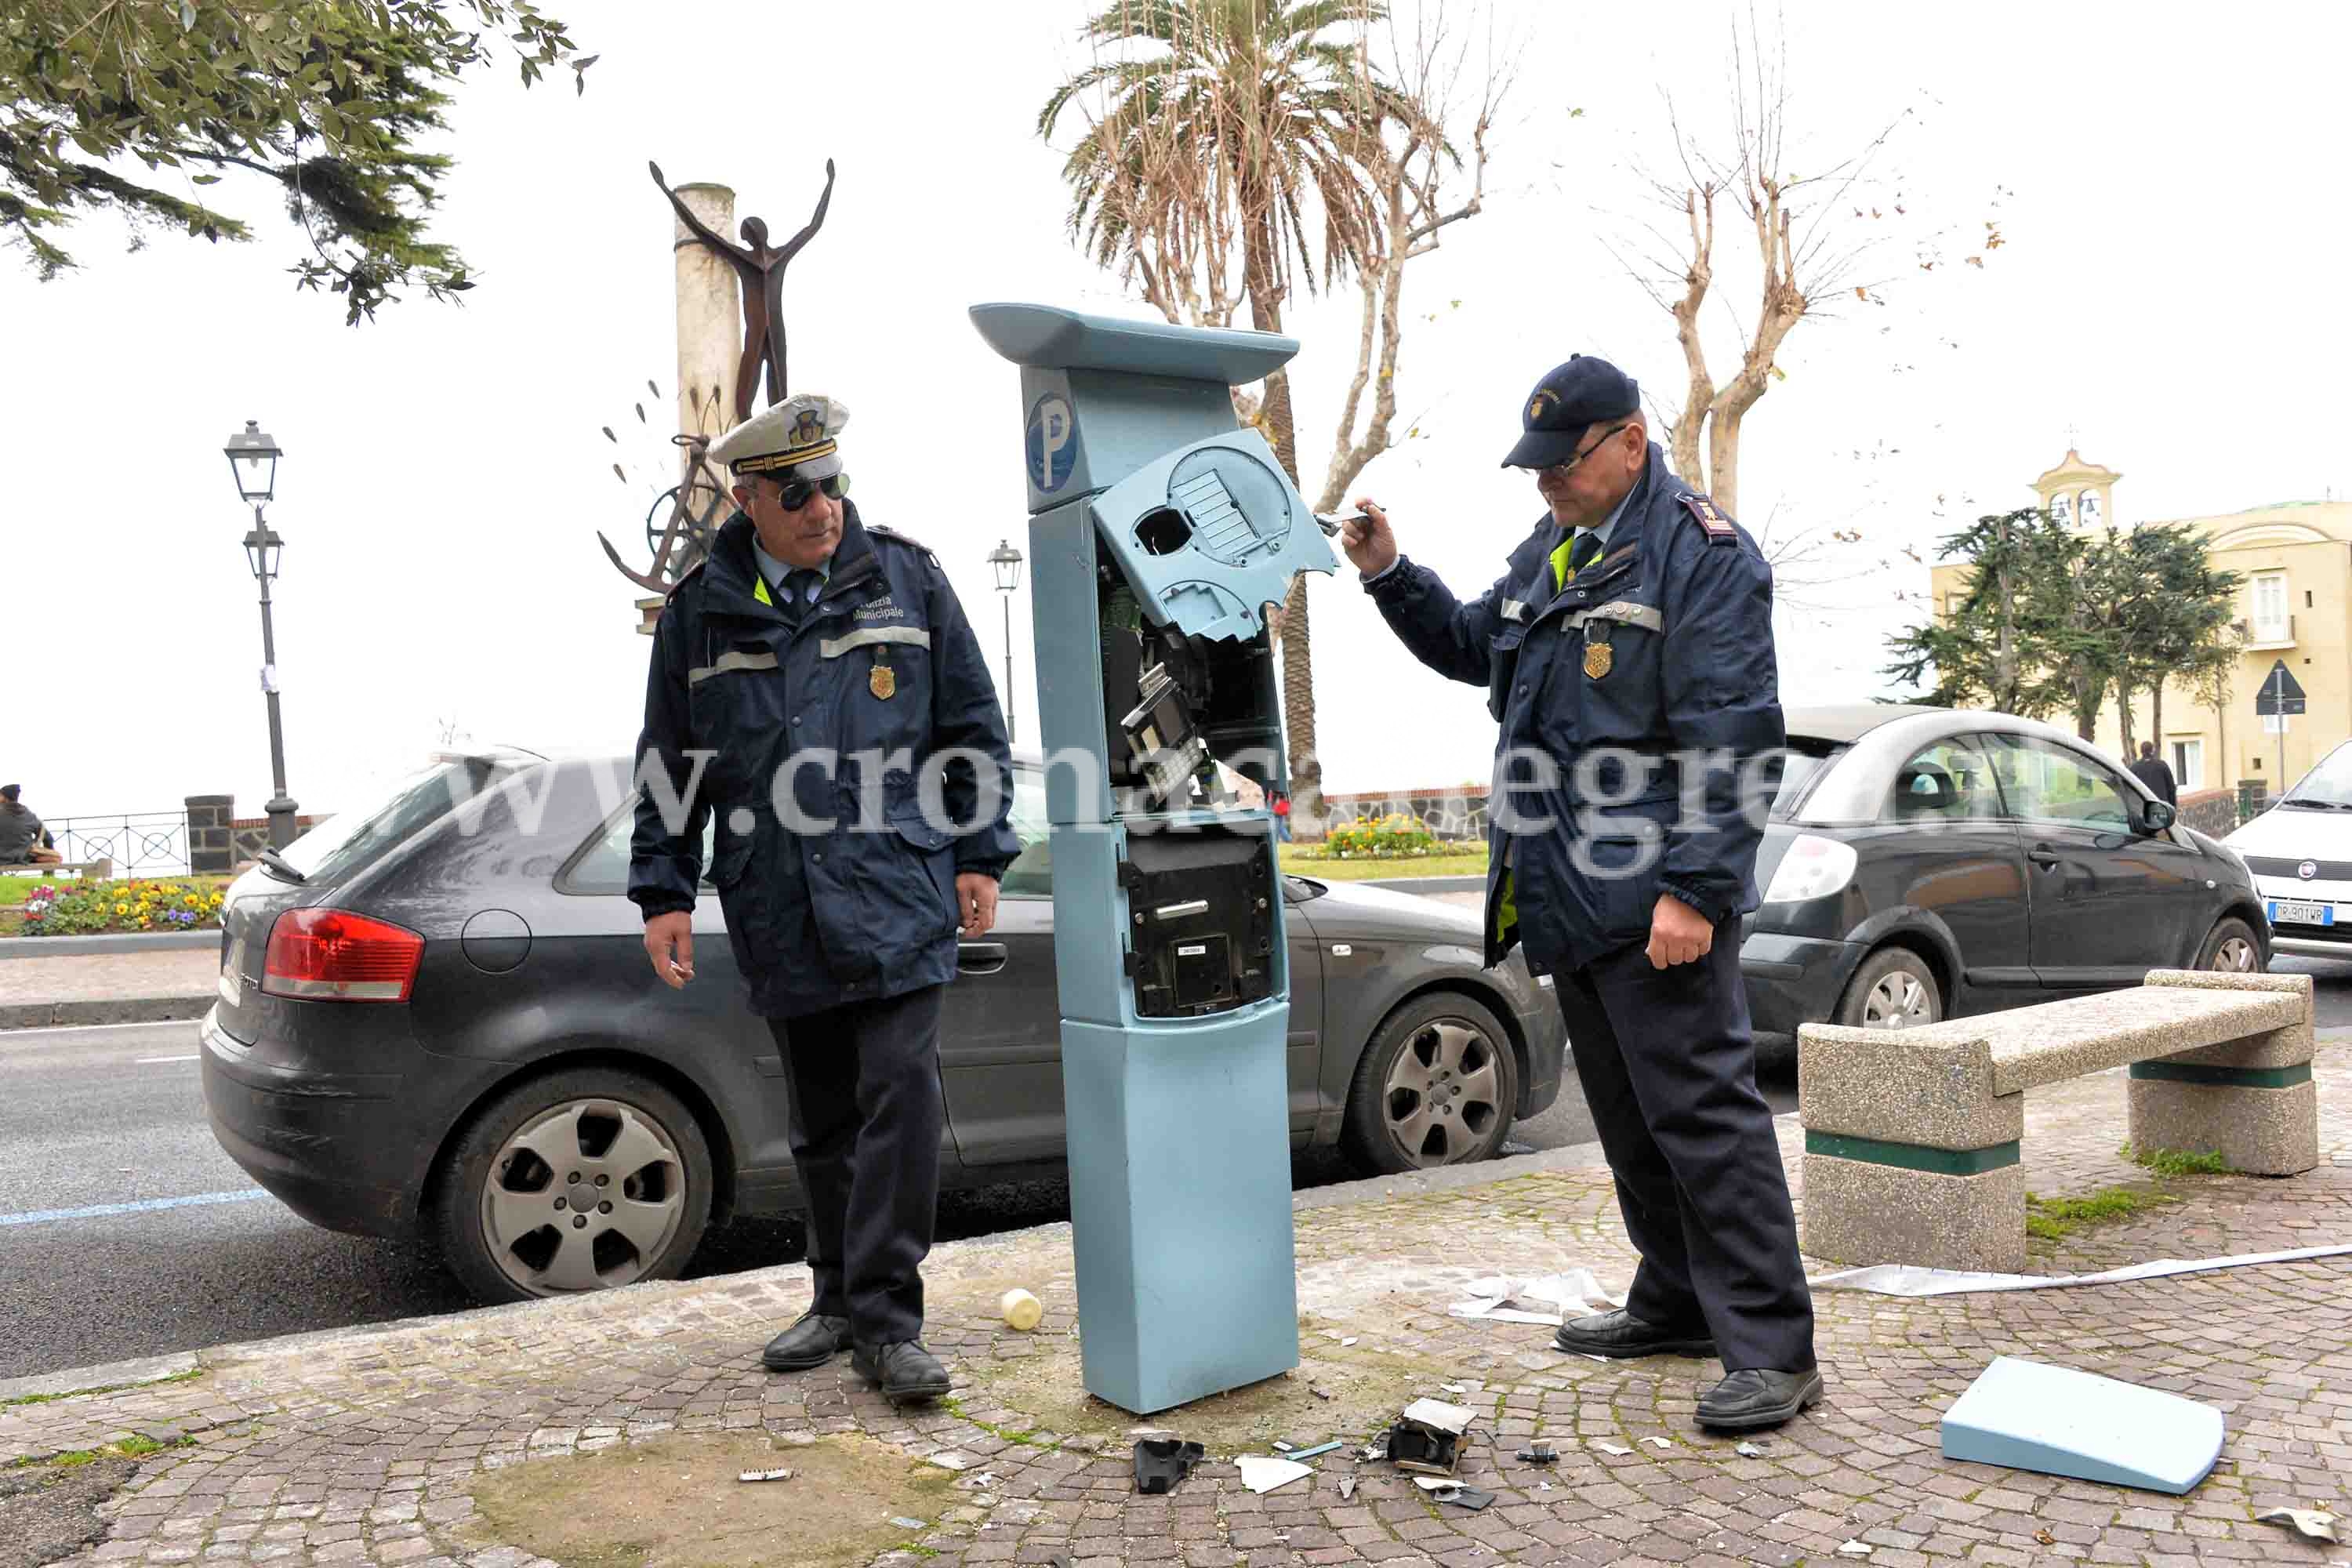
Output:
[1739,706,2267,1033]
[201,751,1563,1302]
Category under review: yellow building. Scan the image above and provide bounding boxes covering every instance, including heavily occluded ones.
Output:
[1927,449,2352,798]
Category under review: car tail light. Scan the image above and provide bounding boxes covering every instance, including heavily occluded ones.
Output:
[262,908,425,1002]
[1763,833,1858,905]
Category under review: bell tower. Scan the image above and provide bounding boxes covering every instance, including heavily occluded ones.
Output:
[2033,446,2123,530]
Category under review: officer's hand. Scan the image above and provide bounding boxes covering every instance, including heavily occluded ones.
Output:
[1341,496,1398,579]
[1645,893,1714,971]
[956,873,1000,937]
[643,912,695,989]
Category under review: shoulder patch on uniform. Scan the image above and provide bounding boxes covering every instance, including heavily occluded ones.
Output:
[866,523,940,565]
[665,559,707,600]
[1678,492,1739,545]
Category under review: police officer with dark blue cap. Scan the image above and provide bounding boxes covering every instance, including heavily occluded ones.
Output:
[630,393,1018,1406]
[1340,354,1821,1432]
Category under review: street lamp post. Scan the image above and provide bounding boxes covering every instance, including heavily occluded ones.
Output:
[224,420,299,851]
[987,539,1025,745]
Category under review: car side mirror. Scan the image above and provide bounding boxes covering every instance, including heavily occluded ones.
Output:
[2142,800,2177,834]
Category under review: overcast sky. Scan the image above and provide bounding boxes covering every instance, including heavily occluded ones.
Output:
[6,2,2348,831]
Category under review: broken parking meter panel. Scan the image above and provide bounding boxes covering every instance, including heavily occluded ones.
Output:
[971,303,1339,1414]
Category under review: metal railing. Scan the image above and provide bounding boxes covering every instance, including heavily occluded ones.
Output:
[18,812,191,878]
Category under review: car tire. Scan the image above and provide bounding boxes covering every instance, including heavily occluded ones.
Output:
[433,1066,713,1304]
[2195,916,2263,975]
[1834,946,1943,1029]
[1342,991,1520,1174]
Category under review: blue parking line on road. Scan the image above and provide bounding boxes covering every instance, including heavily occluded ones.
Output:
[0,1189,270,1227]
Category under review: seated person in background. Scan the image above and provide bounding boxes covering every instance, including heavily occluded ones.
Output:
[0,784,61,866]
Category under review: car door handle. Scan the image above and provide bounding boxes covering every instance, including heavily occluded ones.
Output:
[2027,844,2061,869]
[957,942,1009,975]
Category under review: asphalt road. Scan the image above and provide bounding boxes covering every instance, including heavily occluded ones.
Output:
[14,955,2345,1384]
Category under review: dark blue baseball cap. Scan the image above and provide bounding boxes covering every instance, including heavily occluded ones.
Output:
[1500,354,1639,469]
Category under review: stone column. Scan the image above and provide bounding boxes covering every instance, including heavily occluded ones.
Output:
[184,795,234,874]
[672,183,740,447]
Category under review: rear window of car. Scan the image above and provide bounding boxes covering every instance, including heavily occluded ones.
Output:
[276,757,521,884]
[1769,741,1847,820]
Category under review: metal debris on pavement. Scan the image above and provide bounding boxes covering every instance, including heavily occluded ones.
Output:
[1515,1443,1559,1465]
[2256,1508,2341,1544]
[1391,1399,1477,1476]
[736,1467,793,1483]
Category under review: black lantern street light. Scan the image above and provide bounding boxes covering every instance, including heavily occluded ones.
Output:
[987,539,1025,744]
[224,420,299,851]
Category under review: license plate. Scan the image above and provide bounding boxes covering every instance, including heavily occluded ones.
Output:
[2268,899,2332,927]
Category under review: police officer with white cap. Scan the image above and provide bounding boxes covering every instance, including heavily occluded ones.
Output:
[630,394,1018,1403]
[1339,357,1820,1432]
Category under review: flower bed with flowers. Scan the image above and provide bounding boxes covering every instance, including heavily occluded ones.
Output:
[1316,812,1442,859]
[16,877,229,936]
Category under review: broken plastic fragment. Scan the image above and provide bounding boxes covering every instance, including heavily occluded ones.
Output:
[891,1518,927,1530]
[736,1467,793,1483]
[1593,1441,1632,1457]
[1515,1443,1559,1465]
[2256,1508,2340,1544]
[1735,1443,1765,1457]
[1398,1399,1477,1433]
[1272,1441,1295,1453]
[1440,1382,1469,1394]
[1643,1436,1673,1450]
[1236,1455,1312,1494]
[1838,1543,1873,1559]
[1134,1438,1207,1496]
[1290,1440,1344,1461]
[1338,1477,1356,1501]
[1341,1337,1358,1347]
[1311,1386,1335,1401]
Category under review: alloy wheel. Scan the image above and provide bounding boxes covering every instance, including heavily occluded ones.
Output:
[2211,935,2259,973]
[479,1098,688,1295]
[1862,971,1935,1028]
[1381,1018,1504,1167]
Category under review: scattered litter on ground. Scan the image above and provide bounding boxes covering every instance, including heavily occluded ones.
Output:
[1837,1541,1872,1557]
[1289,1440,1344,1461]
[1412,1480,1494,1511]
[1735,1443,1765,1457]
[1236,1456,1312,1494]
[1642,1436,1673,1450]
[924,1452,972,1472]
[1132,1438,1205,1496]
[1811,1243,2352,1298]
[1440,1382,1469,1394]
[736,1468,793,1484]
[1391,1399,1477,1477]
[1311,1385,1335,1401]
[2256,1508,2340,1544]
[1448,1269,1621,1324]
[2034,1530,2056,1545]
[1272,1441,1294,1452]
[1339,1476,1356,1501]
[889,1518,927,1530]
[1592,1441,1632,1457]
[1341,1336,1358,1346]
[961,1472,999,1490]
[1515,1443,1558,1465]
[1537,1481,1552,1491]
[1581,1354,1610,1363]
[998,1288,1043,1330]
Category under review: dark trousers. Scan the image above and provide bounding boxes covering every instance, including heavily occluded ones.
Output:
[1554,926,1816,1372]
[764,984,946,1346]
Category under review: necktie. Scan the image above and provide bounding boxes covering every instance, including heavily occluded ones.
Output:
[782,568,822,612]
[1550,529,1603,593]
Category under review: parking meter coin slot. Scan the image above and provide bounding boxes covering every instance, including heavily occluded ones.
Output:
[1137,508,1192,556]
[1120,830,1276,1018]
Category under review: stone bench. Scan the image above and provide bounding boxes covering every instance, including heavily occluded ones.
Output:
[1798,970,2318,1272]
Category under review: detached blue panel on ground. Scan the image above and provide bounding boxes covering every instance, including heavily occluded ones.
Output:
[1940,1356,2223,1495]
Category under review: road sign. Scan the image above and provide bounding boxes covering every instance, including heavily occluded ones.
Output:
[2255,659,2307,717]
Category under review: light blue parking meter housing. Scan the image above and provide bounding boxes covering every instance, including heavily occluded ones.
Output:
[971,303,1338,1413]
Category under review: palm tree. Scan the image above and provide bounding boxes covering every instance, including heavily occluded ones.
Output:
[1040,0,1403,833]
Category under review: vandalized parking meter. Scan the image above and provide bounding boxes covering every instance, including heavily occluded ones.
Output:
[971,303,1338,1414]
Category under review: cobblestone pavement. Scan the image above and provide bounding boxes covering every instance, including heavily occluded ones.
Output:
[5,1049,2347,1568]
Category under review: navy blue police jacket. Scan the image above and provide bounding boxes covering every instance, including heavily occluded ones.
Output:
[628,503,1019,1018]
[1366,443,1783,977]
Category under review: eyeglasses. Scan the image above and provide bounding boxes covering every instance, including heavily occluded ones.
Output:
[1534,422,1633,481]
[773,472,849,511]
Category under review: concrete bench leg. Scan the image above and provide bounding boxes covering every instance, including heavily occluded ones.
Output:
[1802,1138,2028,1275]
[2133,971,2320,1177]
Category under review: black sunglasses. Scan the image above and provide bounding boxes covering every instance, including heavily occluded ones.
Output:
[771,472,849,511]
[1536,422,1633,480]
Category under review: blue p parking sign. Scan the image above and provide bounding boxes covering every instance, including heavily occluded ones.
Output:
[1026,392,1078,493]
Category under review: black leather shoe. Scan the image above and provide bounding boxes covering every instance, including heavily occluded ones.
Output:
[760,1312,850,1372]
[1553,1308,1718,1359]
[1697,1367,1824,1431]
[852,1340,952,1403]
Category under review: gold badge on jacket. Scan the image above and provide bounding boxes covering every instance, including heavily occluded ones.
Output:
[1584,642,1613,680]
[870,664,897,699]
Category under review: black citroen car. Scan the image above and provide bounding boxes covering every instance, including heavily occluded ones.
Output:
[1738,706,2267,1034]
[201,750,1563,1302]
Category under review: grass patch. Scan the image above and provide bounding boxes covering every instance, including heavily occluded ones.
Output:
[465,1432,956,1568]
[1281,847,1487,882]
[2024,1186,2178,1241]
[13,1434,190,1470]
[2119,1142,2231,1177]
[1,1368,205,1410]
